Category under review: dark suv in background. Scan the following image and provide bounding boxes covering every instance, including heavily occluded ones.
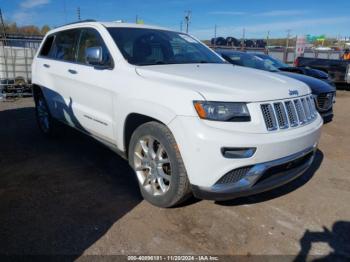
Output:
[254,53,335,87]
[216,50,336,122]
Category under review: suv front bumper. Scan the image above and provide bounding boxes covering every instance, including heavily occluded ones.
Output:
[169,114,323,191]
[320,109,333,123]
[191,146,316,201]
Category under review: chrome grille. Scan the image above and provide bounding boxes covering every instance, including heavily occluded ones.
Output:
[301,98,311,120]
[284,101,298,127]
[310,96,317,114]
[261,95,318,131]
[306,97,315,118]
[261,104,277,131]
[273,102,289,129]
[316,93,333,112]
[294,99,307,124]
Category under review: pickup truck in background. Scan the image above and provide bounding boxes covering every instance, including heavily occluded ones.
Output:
[295,57,350,88]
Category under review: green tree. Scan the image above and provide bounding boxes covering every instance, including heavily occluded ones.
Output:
[41,25,51,35]
[20,25,41,35]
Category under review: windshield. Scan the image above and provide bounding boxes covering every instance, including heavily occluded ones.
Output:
[223,52,280,72]
[107,27,225,66]
[254,54,289,68]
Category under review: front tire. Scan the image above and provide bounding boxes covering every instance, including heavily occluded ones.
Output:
[128,122,192,208]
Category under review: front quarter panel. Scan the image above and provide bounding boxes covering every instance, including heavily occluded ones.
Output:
[113,72,204,151]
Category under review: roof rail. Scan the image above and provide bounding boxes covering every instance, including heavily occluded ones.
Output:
[59,19,97,27]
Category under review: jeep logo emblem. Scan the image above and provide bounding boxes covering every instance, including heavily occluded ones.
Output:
[289,90,299,96]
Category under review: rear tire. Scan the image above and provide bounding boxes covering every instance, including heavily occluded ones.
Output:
[34,90,59,137]
[128,122,192,208]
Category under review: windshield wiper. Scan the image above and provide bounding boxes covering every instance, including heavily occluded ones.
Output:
[135,62,165,66]
[135,61,223,66]
[136,61,177,66]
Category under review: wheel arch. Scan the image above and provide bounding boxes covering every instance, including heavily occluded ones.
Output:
[115,97,178,155]
[123,113,168,157]
[32,84,43,101]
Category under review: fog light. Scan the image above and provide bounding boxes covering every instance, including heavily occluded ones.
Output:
[221,147,256,159]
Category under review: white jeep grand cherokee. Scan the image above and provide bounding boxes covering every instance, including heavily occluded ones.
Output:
[32,21,323,207]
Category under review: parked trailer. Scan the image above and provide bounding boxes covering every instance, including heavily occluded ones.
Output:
[0,37,42,100]
[209,45,343,65]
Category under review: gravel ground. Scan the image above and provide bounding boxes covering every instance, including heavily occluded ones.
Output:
[0,92,349,260]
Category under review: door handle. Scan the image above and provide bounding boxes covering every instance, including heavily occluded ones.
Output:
[68,69,78,74]
[43,64,50,68]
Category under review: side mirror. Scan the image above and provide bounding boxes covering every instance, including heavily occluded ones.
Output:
[346,64,350,84]
[85,46,103,65]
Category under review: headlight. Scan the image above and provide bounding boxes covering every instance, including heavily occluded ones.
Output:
[193,101,250,122]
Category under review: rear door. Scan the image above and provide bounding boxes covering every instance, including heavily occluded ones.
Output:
[39,29,81,123]
[33,34,63,115]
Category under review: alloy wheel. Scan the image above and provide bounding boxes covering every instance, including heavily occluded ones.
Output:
[134,136,172,196]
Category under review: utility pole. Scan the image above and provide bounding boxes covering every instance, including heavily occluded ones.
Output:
[266,31,270,46]
[241,28,245,50]
[214,24,217,48]
[0,8,7,79]
[63,0,67,23]
[0,9,6,40]
[77,7,81,21]
[286,29,291,48]
[266,30,270,54]
[0,8,7,46]
[184,10,191,33]
[284,29,291,63]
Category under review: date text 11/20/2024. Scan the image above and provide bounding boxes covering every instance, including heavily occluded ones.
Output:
[127,255,219,261]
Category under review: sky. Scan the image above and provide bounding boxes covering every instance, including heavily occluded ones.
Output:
[1,0,350,39]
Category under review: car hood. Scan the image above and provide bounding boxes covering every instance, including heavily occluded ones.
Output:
[136,64,311,102]
[280,66,329,79]
[304,68,329,79]
[277,71,336,94]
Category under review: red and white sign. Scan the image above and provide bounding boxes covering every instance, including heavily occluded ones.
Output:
[296,36,306,56]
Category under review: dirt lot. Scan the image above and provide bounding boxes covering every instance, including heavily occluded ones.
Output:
[0,92,349,259]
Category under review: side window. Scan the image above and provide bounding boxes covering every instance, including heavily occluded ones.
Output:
[77,28,111,66]
[39,35,55,57]
[53,29,80,62]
